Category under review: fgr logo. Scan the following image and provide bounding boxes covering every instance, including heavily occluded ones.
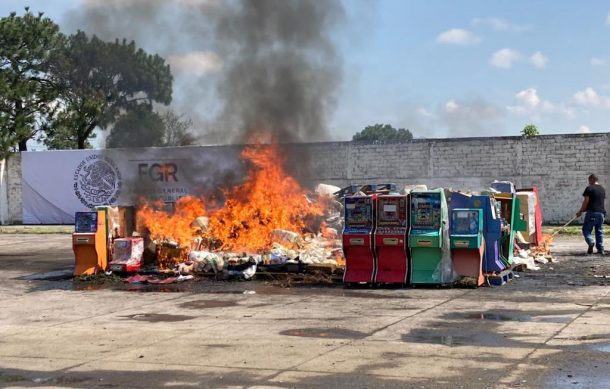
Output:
[138,163,178,182]
[73,155,122,208]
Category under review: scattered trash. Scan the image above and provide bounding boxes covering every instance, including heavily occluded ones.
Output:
[124,274,194,284]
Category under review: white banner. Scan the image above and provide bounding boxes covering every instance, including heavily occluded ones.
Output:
[22,146,243,224]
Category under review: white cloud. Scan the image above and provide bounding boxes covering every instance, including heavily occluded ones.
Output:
[167,51,223,76]
[530,52,549,69]
[573,87,610,110]
[507,88,574,118]
[579,125,592,133]
[574,87,602,106]
[606,11,610,25]
[445,100,460,113]
[490,49,549,70]
[490,48,522,69]
[515,88,541,108]
[416,107,434,118]
[472,17,533,32]
[436,29,481,45]
[591,57,607,66]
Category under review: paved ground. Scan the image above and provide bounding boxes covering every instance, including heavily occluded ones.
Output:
[0,234,610,389]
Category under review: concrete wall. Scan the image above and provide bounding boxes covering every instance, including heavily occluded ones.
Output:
[306,133,610,224]
[1,154,22,224]
[3,133,608,224]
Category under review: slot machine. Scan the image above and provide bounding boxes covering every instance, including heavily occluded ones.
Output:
[491,192,527,269]
[73,211,108,276]
[374,195,408,284]
[342,195,376,284]
[450,209,485,287]
[408,189,449,285]
[109,237,144,273]
[450,192,503,273]
[516,186,543,246]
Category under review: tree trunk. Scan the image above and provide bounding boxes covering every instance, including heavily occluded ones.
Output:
[18,139,27,152]
[78,137,86,149]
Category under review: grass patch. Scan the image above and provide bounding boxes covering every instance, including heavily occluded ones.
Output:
[0,225,73,234]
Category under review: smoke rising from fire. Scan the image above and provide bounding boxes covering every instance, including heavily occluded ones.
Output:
[65,0,345,145]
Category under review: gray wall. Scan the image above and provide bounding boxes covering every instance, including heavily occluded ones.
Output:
[306,133,609,224]
[3,133,608,224]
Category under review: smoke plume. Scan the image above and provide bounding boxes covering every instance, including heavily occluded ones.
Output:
[65,0,345,145]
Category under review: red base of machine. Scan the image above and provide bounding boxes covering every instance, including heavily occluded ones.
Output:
[451,247,485,286]
[109,261,142,273]
[374,237,408,284]
[343,235,376,283]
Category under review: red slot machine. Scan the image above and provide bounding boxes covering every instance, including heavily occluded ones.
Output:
[342,195,376,284]
[374,195,409,284]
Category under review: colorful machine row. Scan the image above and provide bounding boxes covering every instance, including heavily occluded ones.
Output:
[342,186,538,287]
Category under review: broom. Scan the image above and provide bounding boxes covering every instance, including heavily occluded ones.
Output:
[550,215,578,237]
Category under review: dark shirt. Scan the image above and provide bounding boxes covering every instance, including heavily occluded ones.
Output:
[583,184,606,213]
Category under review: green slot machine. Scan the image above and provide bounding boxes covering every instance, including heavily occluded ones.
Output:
[408,189,449,285]
[450,208,485,287]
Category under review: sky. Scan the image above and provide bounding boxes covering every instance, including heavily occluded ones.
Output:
[3,0,610,140]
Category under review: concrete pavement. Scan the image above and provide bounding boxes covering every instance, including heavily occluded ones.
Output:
[0,234,609,388]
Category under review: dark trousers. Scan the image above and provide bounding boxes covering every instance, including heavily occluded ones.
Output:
[583,211,605,252]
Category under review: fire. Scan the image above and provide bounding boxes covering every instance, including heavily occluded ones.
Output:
[137,196,206,246]
[137,142,325,253]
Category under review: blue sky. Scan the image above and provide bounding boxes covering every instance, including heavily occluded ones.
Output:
[3,0,610,140]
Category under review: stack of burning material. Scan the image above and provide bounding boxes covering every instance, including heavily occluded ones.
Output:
[136,143,346,278]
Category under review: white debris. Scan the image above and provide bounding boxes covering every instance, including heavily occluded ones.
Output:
[315,183,341,197]
[512,255,541,271]
[402,184,428,195]
[188,251,224,273]
[271,229,302,246]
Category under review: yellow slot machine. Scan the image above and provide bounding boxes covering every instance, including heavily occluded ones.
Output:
[73,211,108,276]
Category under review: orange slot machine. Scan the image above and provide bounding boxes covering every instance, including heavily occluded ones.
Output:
[73,211,108,276]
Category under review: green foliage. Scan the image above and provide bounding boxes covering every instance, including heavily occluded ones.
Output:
[47,30,173,149]
[352,124,414,143]
[161,111,197,146]
[40,125,94,149]
[106,105,165,148]
[521,124,540,137]
[0,8,65,158]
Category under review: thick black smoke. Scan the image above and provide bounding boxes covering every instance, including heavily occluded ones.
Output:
[65,0,344,145]
[209,0,344,144]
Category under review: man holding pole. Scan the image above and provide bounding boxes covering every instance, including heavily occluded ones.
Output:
[576,174,606,255]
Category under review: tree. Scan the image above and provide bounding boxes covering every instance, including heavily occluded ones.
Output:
[106,105,165,148]
[161,111,197,146]
[352,124,413,143]
[41,125,94,150]
[0,9,65,158]
[521,124,540,137]
[46,31,173,149]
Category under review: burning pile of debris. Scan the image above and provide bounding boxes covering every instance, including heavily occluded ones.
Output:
[137,143,345,279]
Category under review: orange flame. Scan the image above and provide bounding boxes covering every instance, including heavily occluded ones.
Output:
[137,196,206,246]
[137,142,324,253]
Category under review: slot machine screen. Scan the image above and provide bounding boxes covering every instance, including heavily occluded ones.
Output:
[412,194,441,229]
[75,212,98,233]
[452,210,479,235]
[378,197,406,227]
[345,197,373,228]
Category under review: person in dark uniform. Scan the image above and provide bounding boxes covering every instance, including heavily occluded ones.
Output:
[576,174,606,254]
